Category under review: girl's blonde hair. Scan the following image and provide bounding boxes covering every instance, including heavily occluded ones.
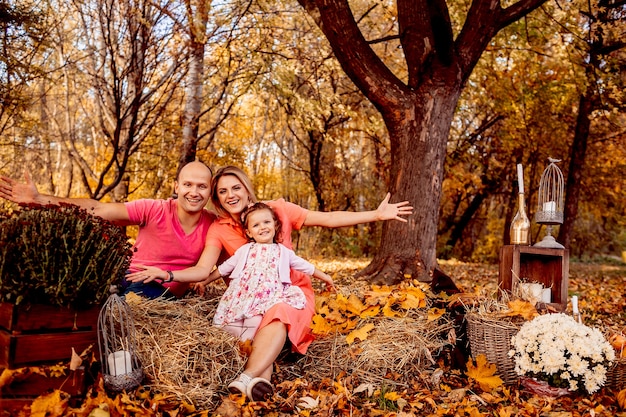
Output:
[210,165,258,219]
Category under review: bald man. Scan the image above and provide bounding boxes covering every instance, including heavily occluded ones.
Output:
[0,161,216,298]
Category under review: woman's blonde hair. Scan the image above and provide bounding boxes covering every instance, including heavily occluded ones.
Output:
[210,165,258,219]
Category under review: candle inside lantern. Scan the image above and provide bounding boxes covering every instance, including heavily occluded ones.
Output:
[107,350,132,376]
[516,163,524,194]
[541,288,552,303]
[543,201,556,212]
[520,282,543,305]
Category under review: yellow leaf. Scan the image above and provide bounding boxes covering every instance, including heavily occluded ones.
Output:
[502,299,537,320]
[346,323,375,345]
[0,367,31,389]
[427,307,446,321]
[466,354,503,392]
[346,294,366,316]
[360,305,381,318]
[311,314,333,335]
[338,318,359,333]
[30,390,69,417]
[364,285,392,305]
[382,300,403,317]
[399,293,424,309]
[48,364,67,378]
[384,391,401,401]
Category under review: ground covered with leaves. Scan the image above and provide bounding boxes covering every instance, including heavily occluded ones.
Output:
[5,259,626,416]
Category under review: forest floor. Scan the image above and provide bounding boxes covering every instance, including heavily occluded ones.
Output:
[9,258,626,416]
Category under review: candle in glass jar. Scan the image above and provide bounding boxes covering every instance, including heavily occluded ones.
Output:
[543,201,556,212]
[107,350,132,376]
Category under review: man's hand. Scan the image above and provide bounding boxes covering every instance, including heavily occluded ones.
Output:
[0,172,40,204]
[126,265,167,283]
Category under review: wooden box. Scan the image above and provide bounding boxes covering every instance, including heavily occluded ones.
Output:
[0,366,91,415]
[0,303,100,369]
[498,245,569,311]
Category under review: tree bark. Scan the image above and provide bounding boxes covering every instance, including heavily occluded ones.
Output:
[558,94,592,249]
[299,0,548,283]
[179,0,209,171]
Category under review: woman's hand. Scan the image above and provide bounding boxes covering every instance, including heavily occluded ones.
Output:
[126,265,167,283]
[376,192,413,222]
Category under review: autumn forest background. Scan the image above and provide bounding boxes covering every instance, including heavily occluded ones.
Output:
[1,1,626,415]
[1,0,625,263]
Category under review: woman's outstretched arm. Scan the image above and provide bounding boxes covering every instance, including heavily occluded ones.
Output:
[303,193,413,228]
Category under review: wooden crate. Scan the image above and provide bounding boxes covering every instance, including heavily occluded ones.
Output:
[498,245,569,311]
[0,303,100,369]
[0,366,91,415]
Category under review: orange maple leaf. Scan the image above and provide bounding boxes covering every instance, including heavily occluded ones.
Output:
[311,314,333,335]
[502,299,537,320]
[346,293,367,316]
[466,354,503,392]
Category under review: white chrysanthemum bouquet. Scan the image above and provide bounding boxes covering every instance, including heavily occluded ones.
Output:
[509,313,615,393]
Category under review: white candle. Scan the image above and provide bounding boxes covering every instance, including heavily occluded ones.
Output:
[571,295,579,314]
[107,350,132,376]
[541,288,552,303]
[520,282,543,304]
[543,201,556,212]
[516,164,524,194]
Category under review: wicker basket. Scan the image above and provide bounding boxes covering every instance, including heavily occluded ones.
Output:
[465,313,522,385]
[606,357,626,390]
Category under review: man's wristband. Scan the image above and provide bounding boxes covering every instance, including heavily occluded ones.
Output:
[165,270,174,283]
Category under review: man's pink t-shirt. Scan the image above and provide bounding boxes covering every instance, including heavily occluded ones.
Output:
[125,198,216,297]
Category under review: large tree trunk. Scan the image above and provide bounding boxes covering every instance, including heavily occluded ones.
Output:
[299,0,548,284]
[558,94,592,249]
[359,84,462,283]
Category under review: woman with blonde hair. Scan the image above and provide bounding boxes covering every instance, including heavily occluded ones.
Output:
[136,165,413,400]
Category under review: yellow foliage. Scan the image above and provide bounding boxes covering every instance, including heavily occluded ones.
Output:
[311,314,333,335]
[383,391,401,401]
[346,323,375,345]
[466,354,503,392]
[502,299,537,321]
[428,307,446,321]
[30,390,69,417]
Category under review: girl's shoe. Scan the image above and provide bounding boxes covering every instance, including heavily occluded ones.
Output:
[246,377,273,401]
[228,373,252,395]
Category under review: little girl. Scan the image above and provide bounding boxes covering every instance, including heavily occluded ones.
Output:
[206,202,335,341]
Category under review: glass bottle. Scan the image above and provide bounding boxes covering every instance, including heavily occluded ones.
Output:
[510,192,531,245]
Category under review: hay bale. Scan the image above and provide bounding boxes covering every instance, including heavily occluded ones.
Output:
[282,310,453,388]
[126,293,246,410]
[126,283,453,407]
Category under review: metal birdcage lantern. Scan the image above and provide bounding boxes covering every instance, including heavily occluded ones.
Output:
[534,158,565,249]
[98,286,143,392]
